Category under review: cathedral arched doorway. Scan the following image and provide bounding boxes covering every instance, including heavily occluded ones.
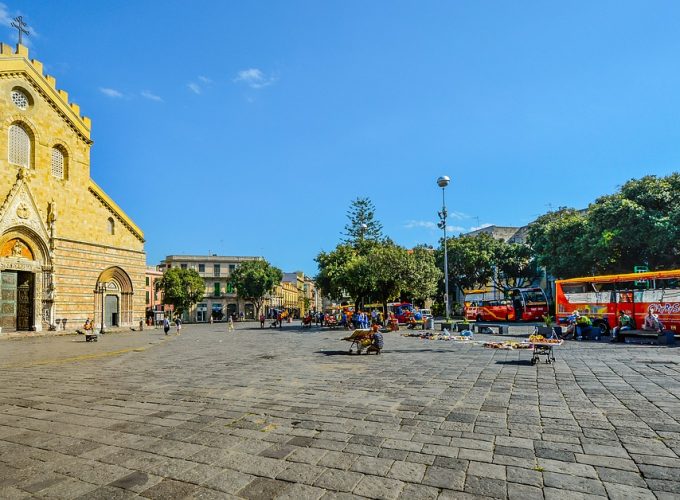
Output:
[95,267,133,328]
[0,229,51,332]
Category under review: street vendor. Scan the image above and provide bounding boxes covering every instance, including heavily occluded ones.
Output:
[367,324,383,354]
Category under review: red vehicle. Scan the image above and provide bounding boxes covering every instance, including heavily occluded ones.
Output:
[390,302,414,324]
[555,270,680,334]
[464,287,549,322]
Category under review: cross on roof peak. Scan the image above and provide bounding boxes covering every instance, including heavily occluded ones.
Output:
[11,16,30,46]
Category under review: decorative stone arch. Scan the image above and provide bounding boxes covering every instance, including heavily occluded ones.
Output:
[0,225,53,332]
[95,266,134,328]
[4,114,41,144]
[0,226,51,266]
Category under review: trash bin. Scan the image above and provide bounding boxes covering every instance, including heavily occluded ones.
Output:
[665,331,675,346]
[426,318,435,330]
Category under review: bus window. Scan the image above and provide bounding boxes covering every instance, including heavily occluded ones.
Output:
[658,278,680,290]
[562,284,589,294]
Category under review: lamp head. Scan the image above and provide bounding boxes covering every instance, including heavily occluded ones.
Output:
[437,176,450,188]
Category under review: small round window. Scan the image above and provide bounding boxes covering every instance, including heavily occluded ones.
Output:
[11,89,29,110]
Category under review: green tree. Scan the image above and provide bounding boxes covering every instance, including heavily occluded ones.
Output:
[586,174,680,272]
[229,259,283,318]
[436,233,497,296]
[155,267,205,317]
[315,244,357,301]
[402,245,442,306]
[492,241,541,291]
[364,242,409,316]
[342,197,384,248]
[527,207,592,279]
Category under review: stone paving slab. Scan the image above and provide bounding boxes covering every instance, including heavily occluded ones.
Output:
[0,322,679,498]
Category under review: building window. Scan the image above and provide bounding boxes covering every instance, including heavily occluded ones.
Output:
[214,282,221,296]
[146,291,150,303]
[198,264,205,272]
[227,283,234,294]
[229,264,236,274]
[11,89,30,110]
[107,217,115,235]
[214,264,220,276]
[146,277,150,286]
[181,263,187,270]
[51,146,66,179]
[8,123,31,168]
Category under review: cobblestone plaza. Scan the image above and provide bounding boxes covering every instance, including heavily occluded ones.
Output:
[0,324,679,499]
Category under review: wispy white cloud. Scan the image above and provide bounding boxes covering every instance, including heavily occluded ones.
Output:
[187,76,213,95]
[469,223,493,232]
[0,3,10,26]
[404,220,464,233]
[234,68,278,89]
[141,90,163,102]
[99,87,123,98]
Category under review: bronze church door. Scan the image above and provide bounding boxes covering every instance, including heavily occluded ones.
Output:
[0,271,33,331]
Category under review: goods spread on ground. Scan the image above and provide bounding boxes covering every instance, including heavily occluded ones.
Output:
[482,341,533,350]
[401,330,474,341]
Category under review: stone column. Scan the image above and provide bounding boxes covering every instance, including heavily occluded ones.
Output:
[33,270,42,332]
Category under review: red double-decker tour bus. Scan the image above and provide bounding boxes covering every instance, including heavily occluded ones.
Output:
[555,269,680,334]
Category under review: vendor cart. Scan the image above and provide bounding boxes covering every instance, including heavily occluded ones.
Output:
[530,340,562,365]
[343,329,372,354]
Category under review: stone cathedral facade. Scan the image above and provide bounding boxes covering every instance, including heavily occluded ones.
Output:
[0,42,145,333]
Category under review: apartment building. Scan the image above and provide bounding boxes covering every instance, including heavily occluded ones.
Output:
[159,255,261,322]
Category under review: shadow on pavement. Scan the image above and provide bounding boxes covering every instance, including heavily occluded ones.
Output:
[495,359,533,366]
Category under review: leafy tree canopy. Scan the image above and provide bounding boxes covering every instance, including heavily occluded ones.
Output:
[527,208,591,279]
[230,259,283,317]
[436,233,498,295]
[492,242,541,290]
[585,174,680,273]
[402,245,442,305]
[155,267,205,316]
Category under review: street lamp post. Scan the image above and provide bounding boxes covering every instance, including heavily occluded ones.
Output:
[437,176,451,320]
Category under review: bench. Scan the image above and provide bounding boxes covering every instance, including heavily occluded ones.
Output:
[475,324,508,335]
[617,330,677,345]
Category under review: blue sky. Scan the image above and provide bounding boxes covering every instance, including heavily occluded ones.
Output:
[3,1,680,275]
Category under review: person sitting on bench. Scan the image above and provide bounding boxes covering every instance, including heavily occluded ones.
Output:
[575,311,593,340]
[407,316,418,329]
[642,310,664,333]
[612,310,633,341]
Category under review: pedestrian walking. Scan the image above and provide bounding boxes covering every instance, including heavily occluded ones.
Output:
[175,316,182,334]
[228,316,234,332]
[163,317,170,335]
[259,313,265,329]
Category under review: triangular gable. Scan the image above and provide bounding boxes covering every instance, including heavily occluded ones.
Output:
[0,169,51,245]
[88,180,145,243]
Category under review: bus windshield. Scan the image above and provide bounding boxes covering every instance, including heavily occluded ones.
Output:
[522,289,547,304]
